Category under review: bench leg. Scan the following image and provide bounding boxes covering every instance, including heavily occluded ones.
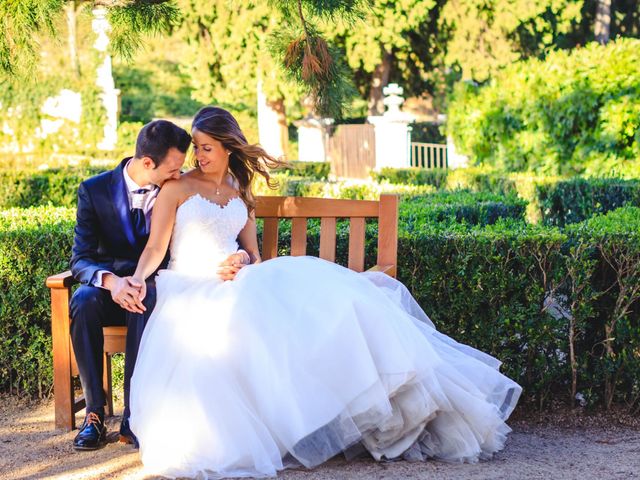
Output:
[51,287,75,431]
[103,353,114,417]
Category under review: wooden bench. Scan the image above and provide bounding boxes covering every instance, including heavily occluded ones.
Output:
[46,194,399,431]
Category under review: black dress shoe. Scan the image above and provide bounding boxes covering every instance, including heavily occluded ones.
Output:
[73,411,106,451]
[119,417,139,448]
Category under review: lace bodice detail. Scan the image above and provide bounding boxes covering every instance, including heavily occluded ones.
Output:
[168,194,248,276]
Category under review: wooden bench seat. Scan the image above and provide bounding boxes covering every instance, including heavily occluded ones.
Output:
[46,194,398,431]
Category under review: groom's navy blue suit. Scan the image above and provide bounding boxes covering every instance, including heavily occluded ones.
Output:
[70,157,166,421]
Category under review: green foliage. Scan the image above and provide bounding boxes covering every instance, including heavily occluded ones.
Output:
[441,0,584,83]
[277,161,331,180]
[538,177,640,227]
[0,207,75,396]
[108,1,181,61]
[372,167,449,189]
[565,207,640,410]
[114,62,202,123]
[0,0,180,81]
[447,38,640,176]
[324,0,445,104]
[400,191,527,229]
[0,0,63,78]
[0,166,108,208]
[2,203,640,410]
[411,122,446,144]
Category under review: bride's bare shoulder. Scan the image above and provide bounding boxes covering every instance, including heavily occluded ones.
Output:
[157,176,194,204]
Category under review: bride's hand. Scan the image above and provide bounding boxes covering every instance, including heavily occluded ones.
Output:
[217,252,249,281]
[127,276,147,310]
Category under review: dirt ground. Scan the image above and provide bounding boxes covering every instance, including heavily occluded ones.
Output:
[1,396,638,480]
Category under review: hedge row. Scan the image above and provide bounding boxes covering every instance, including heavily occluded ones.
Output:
[4,164,640,227]
[2,206,639,412]
[373,167,640,226]
[0,166,107,209]
[537,177,640,227]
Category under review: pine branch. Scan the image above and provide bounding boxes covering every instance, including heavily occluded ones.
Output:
[267,0,364,118]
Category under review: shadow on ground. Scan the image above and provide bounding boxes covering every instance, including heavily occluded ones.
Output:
[0,397,638,480]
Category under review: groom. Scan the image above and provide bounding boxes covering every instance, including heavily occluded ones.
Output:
[69,120,191,450]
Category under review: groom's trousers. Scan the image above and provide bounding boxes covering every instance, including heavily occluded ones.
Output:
[69,278,157,420]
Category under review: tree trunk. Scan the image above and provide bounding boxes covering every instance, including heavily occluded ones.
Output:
[595,0,612,45]
[65,1,81,78]
[368,49,393,116]
[268,97,289,159]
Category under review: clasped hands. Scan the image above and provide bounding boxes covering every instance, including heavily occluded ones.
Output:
[108,251,251,314]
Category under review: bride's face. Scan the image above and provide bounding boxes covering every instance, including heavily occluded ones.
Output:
[192,128,230,173]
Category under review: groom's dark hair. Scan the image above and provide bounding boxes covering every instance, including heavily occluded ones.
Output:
[135,120,191,167]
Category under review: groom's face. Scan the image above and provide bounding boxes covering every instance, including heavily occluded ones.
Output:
[147,147,186,186]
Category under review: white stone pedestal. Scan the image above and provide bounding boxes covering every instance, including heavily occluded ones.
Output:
[368,83,415,170]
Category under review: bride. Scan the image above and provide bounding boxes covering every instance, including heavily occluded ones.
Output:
[128,106,522,479]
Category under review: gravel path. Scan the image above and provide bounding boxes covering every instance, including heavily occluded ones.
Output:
[1,397,638,480]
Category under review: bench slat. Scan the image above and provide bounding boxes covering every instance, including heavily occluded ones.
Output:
[291,217,308,256]
[262,218,279,260]
[319,217,337,262]
[348,217,366,272]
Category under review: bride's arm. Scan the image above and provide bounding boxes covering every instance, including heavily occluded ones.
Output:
[132,181,181,286]
[238,211,261,264]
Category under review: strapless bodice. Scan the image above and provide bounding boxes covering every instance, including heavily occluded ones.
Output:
[167,194,248,276]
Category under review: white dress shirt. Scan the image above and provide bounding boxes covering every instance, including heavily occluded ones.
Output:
[93,160,159,288]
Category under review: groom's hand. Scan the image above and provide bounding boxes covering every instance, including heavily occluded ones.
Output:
[104,273,145,313]
[217,252,249,281]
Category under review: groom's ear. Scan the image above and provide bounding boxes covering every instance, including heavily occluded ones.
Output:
[141,156,157,170]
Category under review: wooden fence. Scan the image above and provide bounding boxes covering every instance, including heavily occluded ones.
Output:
[326,124,376,179]
[410,142,448,169]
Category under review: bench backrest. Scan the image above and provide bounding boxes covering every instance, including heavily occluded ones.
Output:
[255,194,398,276]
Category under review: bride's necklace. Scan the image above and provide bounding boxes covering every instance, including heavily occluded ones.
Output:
[208,176,224,195]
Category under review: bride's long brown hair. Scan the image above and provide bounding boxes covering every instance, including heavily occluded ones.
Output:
[191,106,285,212]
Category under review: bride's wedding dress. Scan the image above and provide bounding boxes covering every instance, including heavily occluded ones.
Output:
[130,194,522,479]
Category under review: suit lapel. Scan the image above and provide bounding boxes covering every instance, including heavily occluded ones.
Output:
[109,157,137,248]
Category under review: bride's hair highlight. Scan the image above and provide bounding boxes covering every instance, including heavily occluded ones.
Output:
[191,106,286,212]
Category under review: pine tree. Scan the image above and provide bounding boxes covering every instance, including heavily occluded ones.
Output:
[0,0,180,79]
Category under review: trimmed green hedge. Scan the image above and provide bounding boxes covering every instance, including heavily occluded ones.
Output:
[537,177,640,227]
[0,166,108,209]
[3,205,639,412]
[400,191,527,229]
[0,207,75,396]
[372,167,449,189]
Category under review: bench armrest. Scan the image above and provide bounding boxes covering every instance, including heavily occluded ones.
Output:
[46,271,78,289]
[365,264,396,277]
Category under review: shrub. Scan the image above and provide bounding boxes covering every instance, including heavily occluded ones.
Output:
[565,207,640,410]
[372,167,449,189]
[0,166,108,208]
[277,161,330,180]
[2,206,639,412]
[537,177,640,227]
[0,207,75,396]
[447,38,640,176]
[400,191,527,229]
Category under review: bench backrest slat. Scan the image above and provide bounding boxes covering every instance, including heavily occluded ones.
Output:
[255,195,398,276]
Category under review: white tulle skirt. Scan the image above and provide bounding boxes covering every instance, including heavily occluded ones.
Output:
[130,256,521,479]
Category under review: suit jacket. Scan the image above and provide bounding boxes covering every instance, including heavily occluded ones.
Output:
[70,157,167,285]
